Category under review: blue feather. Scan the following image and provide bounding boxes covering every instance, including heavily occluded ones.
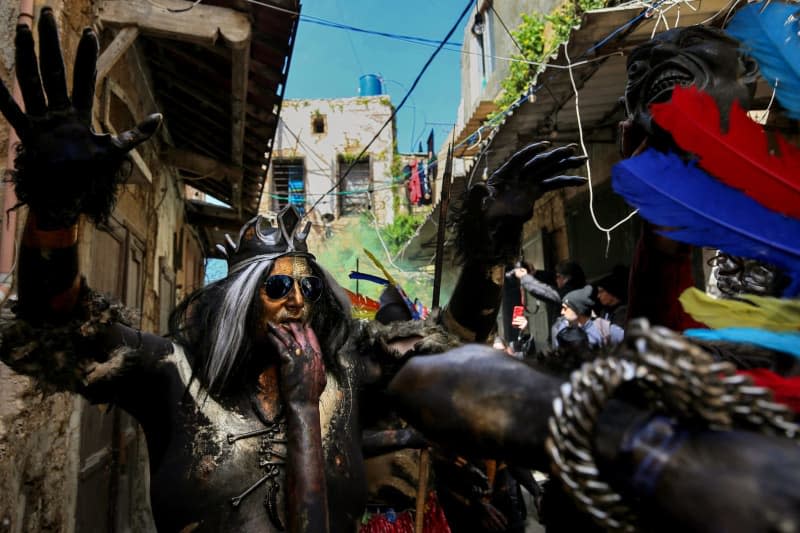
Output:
[684,328,800,360]
[727,1,800,120]
[348,271,389,286]
[612,149,800,296]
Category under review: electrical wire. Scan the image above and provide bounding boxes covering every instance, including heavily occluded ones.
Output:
[489,5,524,55]
[147,0,464,47]
[564,45,638,257]
[300,14,464,48]
[304,0,475,218]
[334,0,365,75]
[277,117,331,169]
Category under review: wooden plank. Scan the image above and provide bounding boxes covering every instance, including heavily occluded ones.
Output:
[98,0,251,49]
[230,42,250,217]
[96,26,139,84]
[163,148,242,183]
[167,123,230,162]
[92,84,152,186]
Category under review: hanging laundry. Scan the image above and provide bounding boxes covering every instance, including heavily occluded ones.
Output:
[419,160,432,205]
[407,159,422,205]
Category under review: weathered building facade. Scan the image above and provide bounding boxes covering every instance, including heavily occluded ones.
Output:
[260,95,397,252]
[0,0,298,530]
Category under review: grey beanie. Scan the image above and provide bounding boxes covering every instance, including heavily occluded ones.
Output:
[562,285,594,316]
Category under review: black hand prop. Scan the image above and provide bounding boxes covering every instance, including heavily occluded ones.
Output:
[0,8,162,228]
[483,141,587,220]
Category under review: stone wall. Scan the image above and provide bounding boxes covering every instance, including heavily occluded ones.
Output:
[264,95,396,230]
[0,2,198,531]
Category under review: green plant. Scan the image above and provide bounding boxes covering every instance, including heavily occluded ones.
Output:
[493,0,607,114]
[339,152,368,165]
[380,212,427,257]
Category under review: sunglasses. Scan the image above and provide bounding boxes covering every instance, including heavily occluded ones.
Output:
[264,275,324,302]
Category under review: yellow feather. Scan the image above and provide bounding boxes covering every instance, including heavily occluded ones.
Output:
[679,288,800,331]
[362,248,397,286]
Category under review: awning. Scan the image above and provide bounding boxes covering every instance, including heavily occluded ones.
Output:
[400,0,772,266]
[99,0,300,256]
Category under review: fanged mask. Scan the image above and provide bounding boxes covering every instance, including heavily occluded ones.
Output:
[621,25,758,154]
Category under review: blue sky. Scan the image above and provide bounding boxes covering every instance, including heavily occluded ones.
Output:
[284,0,471,154]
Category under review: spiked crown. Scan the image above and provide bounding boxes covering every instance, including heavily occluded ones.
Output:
[217,206,314,274]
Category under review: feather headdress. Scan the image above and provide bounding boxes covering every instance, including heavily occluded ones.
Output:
[611,149,800,296]
[684,328,800,360]
[679,287,800,331]
[650,86,800,219]
[726,0,800,120]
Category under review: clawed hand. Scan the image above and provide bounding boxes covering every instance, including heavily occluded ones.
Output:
[483,141,587,219]
[267,322,327,405]
[0,8,161,227]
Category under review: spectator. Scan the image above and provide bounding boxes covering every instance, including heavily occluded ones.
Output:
[493,314,531,360]
[552,285,623,348]
[595,265,629,328]
[513,260,586,306]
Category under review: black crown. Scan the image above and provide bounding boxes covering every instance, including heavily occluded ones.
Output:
[217,206,313,273]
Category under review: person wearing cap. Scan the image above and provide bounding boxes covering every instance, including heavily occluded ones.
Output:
[512,260,586,305]
[595,265,629,328]
[552,285,623,348]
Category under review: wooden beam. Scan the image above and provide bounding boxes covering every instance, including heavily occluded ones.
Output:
[185,200,242,228]
[230,41,250,217]
[95,26,139,85]
[98,0,251,49]
[163,148,242,183]
[92,81,152,186]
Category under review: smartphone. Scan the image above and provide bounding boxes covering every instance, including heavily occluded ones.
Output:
[512,305,524,321]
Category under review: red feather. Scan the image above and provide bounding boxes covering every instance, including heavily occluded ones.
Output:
[650,85,800,220]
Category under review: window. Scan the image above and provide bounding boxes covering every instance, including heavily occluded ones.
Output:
[272,158,305,213]
[312,113,326,134]
[338,156,371,216]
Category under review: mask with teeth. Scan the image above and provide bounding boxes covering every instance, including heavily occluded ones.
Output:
[620,25,759,156]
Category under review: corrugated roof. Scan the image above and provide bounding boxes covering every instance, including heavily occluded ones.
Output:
[400,0,768,265]
[134,0,300,255]
[483,0,772,170]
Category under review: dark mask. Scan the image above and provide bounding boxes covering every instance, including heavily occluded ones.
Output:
[621,25,759,153]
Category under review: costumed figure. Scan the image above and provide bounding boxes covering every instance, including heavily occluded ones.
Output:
[0,10,588,532]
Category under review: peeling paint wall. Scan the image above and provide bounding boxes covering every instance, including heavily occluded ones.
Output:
[458,0,562,130]
[0,1,198,531]
[263,96,396,232]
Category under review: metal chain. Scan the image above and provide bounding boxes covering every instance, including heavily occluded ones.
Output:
[545,318,799,532]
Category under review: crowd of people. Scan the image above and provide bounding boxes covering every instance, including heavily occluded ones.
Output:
[499,261,629,355]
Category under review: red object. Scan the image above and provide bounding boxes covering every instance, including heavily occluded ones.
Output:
[738,369,800,414]
[512,305,524,324]
[626,224,707,332]
[408,160,422,206]
[359,492,451,533]
[345,289,380,312]
[650,85,800,220]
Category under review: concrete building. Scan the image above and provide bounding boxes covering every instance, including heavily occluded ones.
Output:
[0,0,298,530]
[260,95,397,251]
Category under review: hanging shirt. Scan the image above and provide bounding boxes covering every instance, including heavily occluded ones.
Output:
[407,160,422,205]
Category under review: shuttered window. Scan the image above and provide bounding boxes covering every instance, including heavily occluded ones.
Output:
[338,156,371,216]
[272,158,305,213]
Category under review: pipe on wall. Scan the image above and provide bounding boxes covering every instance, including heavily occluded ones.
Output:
[0,1,34,285]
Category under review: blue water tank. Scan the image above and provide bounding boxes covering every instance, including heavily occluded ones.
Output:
[359,74,384,96]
